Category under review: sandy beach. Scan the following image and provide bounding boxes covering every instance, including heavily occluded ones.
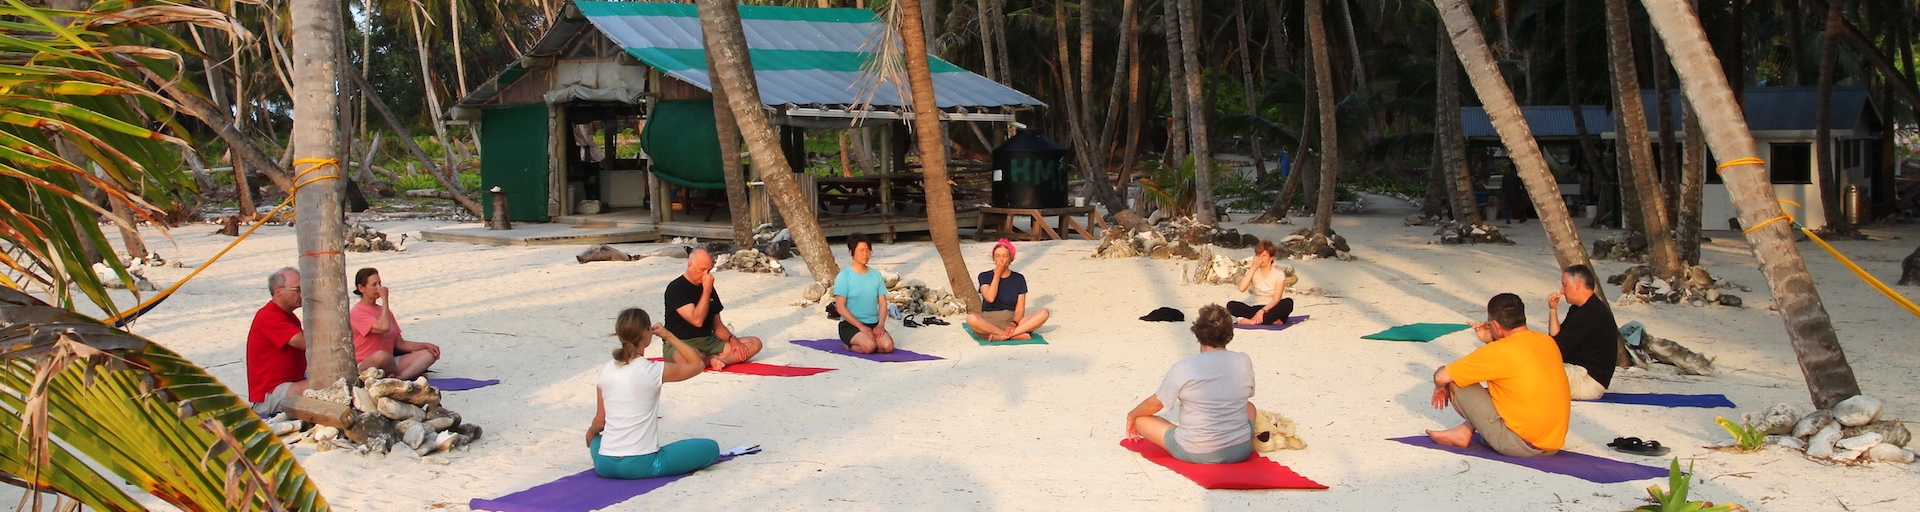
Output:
[14,194,1919,511]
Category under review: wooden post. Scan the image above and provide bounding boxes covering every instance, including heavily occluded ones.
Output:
[490,187,512,230]
[283,395,355,430]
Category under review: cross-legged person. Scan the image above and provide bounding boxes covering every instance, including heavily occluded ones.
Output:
[834,233,895,354]
[1226,239,1295,325]
[966,239,1050,341]
[350,268,441,380]
[586,308,719,479]
[1126,304,1258,464]
[664,248,764,371]
[1548,264,1619,400]
[247,267,309,416]
[1423,293,1570,457]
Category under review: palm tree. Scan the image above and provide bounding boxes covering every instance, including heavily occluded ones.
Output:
[1177,0,1216,224]
[1305,0,1339,236]
[1605,0,1683,282]
[2,3,328,509]
[1434,29,1483,227]
[695,0,839,289]
[1812,0,1851,236]
[699,16,754,246]
[290,0,356,388]
[890,0,984,311]
[1433,0,1591,272]
[1635,0,1860,408]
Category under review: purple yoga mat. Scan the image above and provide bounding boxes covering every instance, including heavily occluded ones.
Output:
[790,339,943,362]
[1586,392,1736,408]
[427,377,499,391]
[1388,435,1666,484]
[469,455,736,512]
[1233,315,1311,331]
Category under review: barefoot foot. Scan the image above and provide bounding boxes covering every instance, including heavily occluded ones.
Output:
[1426,426,1473,448]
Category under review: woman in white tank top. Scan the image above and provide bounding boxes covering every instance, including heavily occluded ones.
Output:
[585,308,719,479]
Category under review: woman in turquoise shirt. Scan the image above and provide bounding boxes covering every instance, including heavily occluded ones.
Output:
[833,232,895,353]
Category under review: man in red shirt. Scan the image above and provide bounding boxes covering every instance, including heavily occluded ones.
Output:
[248,267,309,415]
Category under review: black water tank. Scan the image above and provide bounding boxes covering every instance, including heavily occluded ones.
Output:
[991,129,1071,208]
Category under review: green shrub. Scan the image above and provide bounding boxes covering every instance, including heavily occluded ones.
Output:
[458,171,481,192]
[1629,458,1739,512]
[1713,417,1767,452]
[392,172,440,191]
[1214,172,1275,212]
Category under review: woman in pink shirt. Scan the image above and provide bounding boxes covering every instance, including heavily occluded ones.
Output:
[352,268,441,379]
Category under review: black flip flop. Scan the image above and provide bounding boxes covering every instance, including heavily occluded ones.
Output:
[903,317,922,328]
[923,316,950,326]
[1608,437,1671,456]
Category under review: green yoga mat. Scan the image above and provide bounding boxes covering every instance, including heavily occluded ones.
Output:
[962,324,1048,345]
[1360,323,1471,342]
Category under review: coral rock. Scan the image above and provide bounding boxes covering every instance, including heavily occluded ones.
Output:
[1841,422,1910,448]
[375,397,426,422]
[1744,404,1804,436]
[1806,423,1844,458]
[1832,395,1884,427]
[1792,409,1836,439]
[1866,443,1915,463]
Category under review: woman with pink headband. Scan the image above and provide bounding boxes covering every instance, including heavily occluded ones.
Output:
[966,239,1050,341]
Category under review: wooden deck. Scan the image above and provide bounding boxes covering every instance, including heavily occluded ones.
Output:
[419,222,661,247]
[553,207,982,243]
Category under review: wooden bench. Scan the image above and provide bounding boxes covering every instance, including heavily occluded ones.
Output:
[974,206,1106,241]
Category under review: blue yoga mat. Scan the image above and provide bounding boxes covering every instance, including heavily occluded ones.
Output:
[1585,392,1736,408]
[428,378,500,391]
[1388,435,1666,484]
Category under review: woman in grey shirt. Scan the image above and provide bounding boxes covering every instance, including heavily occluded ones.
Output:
[1125,304,1257,463]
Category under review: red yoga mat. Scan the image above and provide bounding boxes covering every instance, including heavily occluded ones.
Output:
[646,358,835,377]
[1119,438,1328,490]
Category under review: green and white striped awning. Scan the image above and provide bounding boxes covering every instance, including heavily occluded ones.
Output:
[576,1,1043,112]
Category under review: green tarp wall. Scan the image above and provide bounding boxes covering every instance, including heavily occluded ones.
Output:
[641,99,727,189]
[481,104,550,222]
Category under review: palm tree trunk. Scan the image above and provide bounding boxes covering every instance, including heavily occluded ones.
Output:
[894,0,983,311]
[975,0,997,81]
[1785,0,1804,86]
[408,5,454,170]
[1636,0,1859,408]
[1235,1,1269,181]
[1436,29,1482,226]
[1094,0,1141,212]
[1305,0,1338,235]
[696,0,839,288]
[1054,0,1100,213]
[1334,0,1367,90]
[1253,57,1317,225]
[1605,0,1683,281]
[289,0,354,388]
[701,20,754,247]
[1565,0,1612,228]
[1814,0,1849,234]
[1163,0,1189,167]
[1178,0,1215,223]
[1435,0,1591,272]
[1677,101,1706,264]
[1119,6,1147,205]
[451,0,468,96]
[1652,29,1679,222]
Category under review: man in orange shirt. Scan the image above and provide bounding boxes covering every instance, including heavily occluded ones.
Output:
[1424,293,1571,457]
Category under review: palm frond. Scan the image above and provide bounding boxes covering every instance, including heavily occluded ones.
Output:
[0,287,328,511]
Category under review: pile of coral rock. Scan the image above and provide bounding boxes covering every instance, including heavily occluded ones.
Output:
[1182,246,1300,288]
[1421,220,1515,245]
[798,269,967,319]
[1095,217,1352,261]
[1609,265,1744,307]
[1623,324,1716,376]
[344,223,406,253]
[1591,231,1650,262]
[713,248,784,274]
[1727,396,1915,464]
[265,368,481,457]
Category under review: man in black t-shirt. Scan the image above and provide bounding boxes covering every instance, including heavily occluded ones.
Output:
[1547,264,1618,400]
[663,248,763,370]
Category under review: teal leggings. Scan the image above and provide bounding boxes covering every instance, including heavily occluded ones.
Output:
[590,436,720,479]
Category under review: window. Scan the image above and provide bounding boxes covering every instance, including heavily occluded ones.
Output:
[1768,143,1812,184]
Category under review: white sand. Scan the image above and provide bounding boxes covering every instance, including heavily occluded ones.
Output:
[13,195,1918,511]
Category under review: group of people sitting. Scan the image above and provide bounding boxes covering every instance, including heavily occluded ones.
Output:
[1130,263,1619,465]
[1421,264,1620,457]
[246,266,442,416]
[249,233,1621,481]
